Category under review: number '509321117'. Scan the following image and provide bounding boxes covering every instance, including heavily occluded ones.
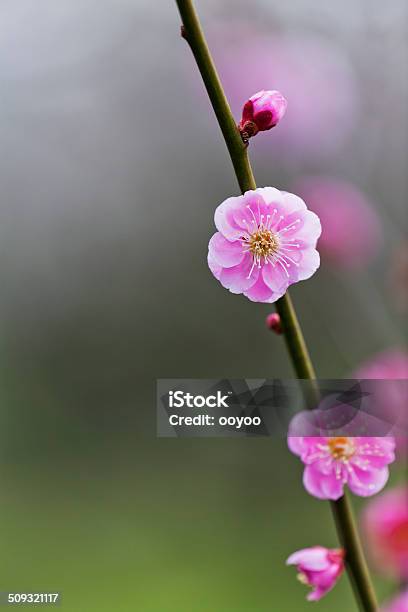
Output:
[6,592,60,604]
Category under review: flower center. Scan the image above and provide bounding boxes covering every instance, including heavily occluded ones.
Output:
[247,229,280,264]
[328,437,356,461]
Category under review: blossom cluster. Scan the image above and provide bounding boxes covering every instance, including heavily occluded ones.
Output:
[286,435,396,602]
[205,90,401,607]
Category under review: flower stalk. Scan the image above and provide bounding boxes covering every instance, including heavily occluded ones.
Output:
[177,0,314,380]
[175,1,379,610]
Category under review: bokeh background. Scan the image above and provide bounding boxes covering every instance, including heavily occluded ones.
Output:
[0,0,407,610]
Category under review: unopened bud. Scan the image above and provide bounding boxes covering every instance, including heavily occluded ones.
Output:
[266,313,282,334]
[239,90,287,140]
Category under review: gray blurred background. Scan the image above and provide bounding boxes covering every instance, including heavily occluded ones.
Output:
[0,1,406,610]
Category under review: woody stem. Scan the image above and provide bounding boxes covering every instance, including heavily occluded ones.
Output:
[174,1,378,610]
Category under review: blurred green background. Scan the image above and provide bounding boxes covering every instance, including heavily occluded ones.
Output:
[0,0,406,610]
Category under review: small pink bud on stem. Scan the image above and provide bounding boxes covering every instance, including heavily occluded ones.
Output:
[266,313,282,334]
[238,90,287,143]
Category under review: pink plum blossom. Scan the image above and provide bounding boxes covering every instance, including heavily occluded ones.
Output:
[362,486,408,580]
[288,436,395,500]
[238,90,287,138]
[286,546,344,601]
[292,176,382,269]
[207,187,321,303]
[381,589,408,612]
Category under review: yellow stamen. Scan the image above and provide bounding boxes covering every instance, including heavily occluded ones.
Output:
[248,229,280,262]
[328,437,356,461]
[297,572,311,586]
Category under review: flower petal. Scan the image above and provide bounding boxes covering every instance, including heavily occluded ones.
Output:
[238,190,272,228]
[278,209,321,247]
[214,195,246,240]
[208,232,245,268]
[286,547,329,571]
[295,210,322,245]
[254,187,284,208]
[281,191,308,213]
[303,465,344,500]
[348,466,389,497]
[297,248,320,281]
[356,437,396,468]
[243,274,277,303]
[262,259,295,293]
[287,435,305,456]
[219,255,259,294]
[207,252,222,280]
[307,585,331,602]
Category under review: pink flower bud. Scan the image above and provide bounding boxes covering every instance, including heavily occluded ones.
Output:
[239,90,287,138]
[265,313,282,334]
[286,546,345,601]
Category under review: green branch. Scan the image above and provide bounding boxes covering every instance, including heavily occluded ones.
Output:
[175,1,379,610]
[178,2,315,380]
